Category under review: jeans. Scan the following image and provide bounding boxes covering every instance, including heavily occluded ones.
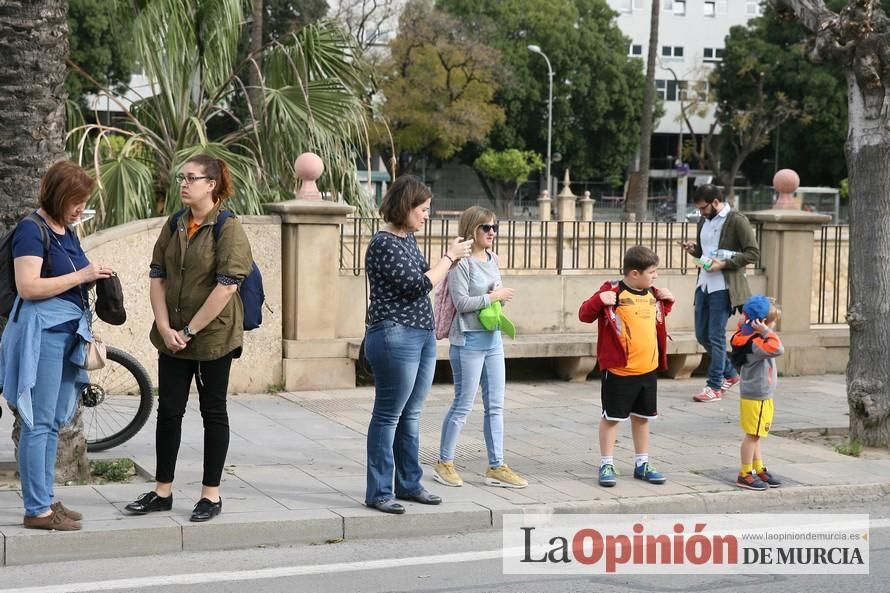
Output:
[694,287,738,390]
[363,320,436,505]
[19,330,78,517]
[441,344,506,468]
[155,352,234,487]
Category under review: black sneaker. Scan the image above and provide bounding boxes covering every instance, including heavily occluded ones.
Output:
[190,497,222,522]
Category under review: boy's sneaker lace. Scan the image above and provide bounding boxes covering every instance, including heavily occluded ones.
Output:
[433,460,463,487]
[736,472,769,491]
[721,375,741,391]
[598,464,617,487]
[633,462,666,484]
[756,468,782,487]
[693,386,723,402]
[484,464,528,489]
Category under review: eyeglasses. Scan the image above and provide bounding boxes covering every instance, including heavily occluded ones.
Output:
[175,174,210,186]
[478,224,499,233]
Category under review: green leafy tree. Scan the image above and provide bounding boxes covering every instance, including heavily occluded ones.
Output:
[379,0,504,175]
[473,148,544,216]
[728,3,848,187]
[437,0,644,186]
[68,0,373,228]
[66,0,135,108]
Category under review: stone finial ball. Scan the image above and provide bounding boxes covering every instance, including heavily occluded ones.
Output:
[294,152,324,181]
[773,168,800,194]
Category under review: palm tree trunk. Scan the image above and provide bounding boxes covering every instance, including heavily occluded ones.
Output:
[626,0,660,221]
[0,0,91,483]
[248,0,264,116]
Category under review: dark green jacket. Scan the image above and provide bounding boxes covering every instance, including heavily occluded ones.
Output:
[149,205,253,360]
[692,210,760,310]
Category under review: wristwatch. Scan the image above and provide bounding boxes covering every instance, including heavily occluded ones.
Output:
[182,325,196,338]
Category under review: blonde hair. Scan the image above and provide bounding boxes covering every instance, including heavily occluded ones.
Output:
[766,299,782,325]
[457,206,496,241]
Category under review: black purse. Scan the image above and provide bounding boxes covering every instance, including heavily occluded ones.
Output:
[96,273,126,326]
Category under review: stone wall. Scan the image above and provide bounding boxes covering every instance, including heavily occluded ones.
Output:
[81,215,282,393]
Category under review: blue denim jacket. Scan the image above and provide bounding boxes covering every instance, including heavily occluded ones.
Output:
[0,296,92,428]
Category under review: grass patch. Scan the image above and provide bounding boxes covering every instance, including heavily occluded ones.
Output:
[90,458,136,482]
[267,383,285,393]
[833,439,862,457]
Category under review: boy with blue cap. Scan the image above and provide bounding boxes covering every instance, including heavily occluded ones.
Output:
[730,294,784,490]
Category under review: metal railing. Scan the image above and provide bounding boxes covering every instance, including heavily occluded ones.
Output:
[813,225,849,325]
[340,217,763,275]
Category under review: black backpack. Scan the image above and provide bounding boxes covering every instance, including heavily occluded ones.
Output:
[169,209,267,330]
[0,212,53,320]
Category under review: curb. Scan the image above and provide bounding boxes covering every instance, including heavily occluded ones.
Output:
[1,482,887,566]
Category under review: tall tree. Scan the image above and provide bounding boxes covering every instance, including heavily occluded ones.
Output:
[771,0,890,447]
[330,0,402,51]
[66,0,135,110]
[68,0,373,228]
[437,0,645,186]
[379,0,504,175]
[473,149,544,217]
[625,0,659,220]
[0,0,90,483]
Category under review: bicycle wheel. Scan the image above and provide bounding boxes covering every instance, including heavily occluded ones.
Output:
[81,346,154,452]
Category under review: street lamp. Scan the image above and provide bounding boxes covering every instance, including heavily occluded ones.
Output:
[527,44,553,198]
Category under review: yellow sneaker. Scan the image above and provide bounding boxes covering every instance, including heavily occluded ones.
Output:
[484,464,528,489]
[433,460,463,487]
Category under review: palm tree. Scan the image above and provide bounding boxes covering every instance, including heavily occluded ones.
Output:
[1,0,90,483]
[68,0,373,229]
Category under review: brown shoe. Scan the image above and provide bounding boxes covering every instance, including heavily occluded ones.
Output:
[23,510,81,531]
[51,501,83,521]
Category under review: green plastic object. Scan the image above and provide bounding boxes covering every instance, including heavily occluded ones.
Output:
[477,301,516,338]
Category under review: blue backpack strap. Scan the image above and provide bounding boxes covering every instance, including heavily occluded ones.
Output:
[212,209,233,241]
[169,208,188,233]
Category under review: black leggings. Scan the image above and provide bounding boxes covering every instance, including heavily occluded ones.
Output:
[155,352,234,487]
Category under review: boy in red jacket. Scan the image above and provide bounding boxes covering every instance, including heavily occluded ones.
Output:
[579,246,674,487]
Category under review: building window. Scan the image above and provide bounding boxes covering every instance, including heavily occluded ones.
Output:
[620,0,645,12]
[746,0,762,16]
[628,44,643,57]
[661,46,684,60]
[679,80,709,102]
[664,0,686,14]
[703,47,725,62]
[656,79,682,101]
[704,1,716,16]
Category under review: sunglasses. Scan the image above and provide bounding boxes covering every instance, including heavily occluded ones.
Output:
[478,224,499,233]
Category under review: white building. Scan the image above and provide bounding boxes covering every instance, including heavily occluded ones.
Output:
[609,0,762,170]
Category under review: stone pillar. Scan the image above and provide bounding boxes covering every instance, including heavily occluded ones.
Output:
[556,169,576,221]
[747,208,831,375]
[537,190,552,221]
[265,153,356,390]
[579,190,594,221]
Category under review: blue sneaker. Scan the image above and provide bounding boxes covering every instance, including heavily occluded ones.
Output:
[633,462,666,484]
[598,464,617,487]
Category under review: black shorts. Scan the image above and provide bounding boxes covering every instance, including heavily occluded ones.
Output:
[600,370,658,420]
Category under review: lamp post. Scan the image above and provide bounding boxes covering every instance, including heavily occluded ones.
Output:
[527,44,553,198]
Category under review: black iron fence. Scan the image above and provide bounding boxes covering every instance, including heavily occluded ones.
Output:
[813,225,849,325]
[342,218,849,327]
[340,217,762,275]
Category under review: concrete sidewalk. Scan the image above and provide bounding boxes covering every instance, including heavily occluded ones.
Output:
[0,374,887,566]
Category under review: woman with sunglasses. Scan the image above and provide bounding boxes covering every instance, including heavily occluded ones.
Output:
[433,207,528,489]
[125,154,253,522]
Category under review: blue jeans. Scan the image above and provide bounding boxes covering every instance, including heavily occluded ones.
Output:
[364,320,436,505]
[694,287,738,390]
[441,344,506,467]
[19,330,78,517]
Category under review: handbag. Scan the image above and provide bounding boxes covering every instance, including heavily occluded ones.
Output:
[96,273,126,325]
[83,337,107,371]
